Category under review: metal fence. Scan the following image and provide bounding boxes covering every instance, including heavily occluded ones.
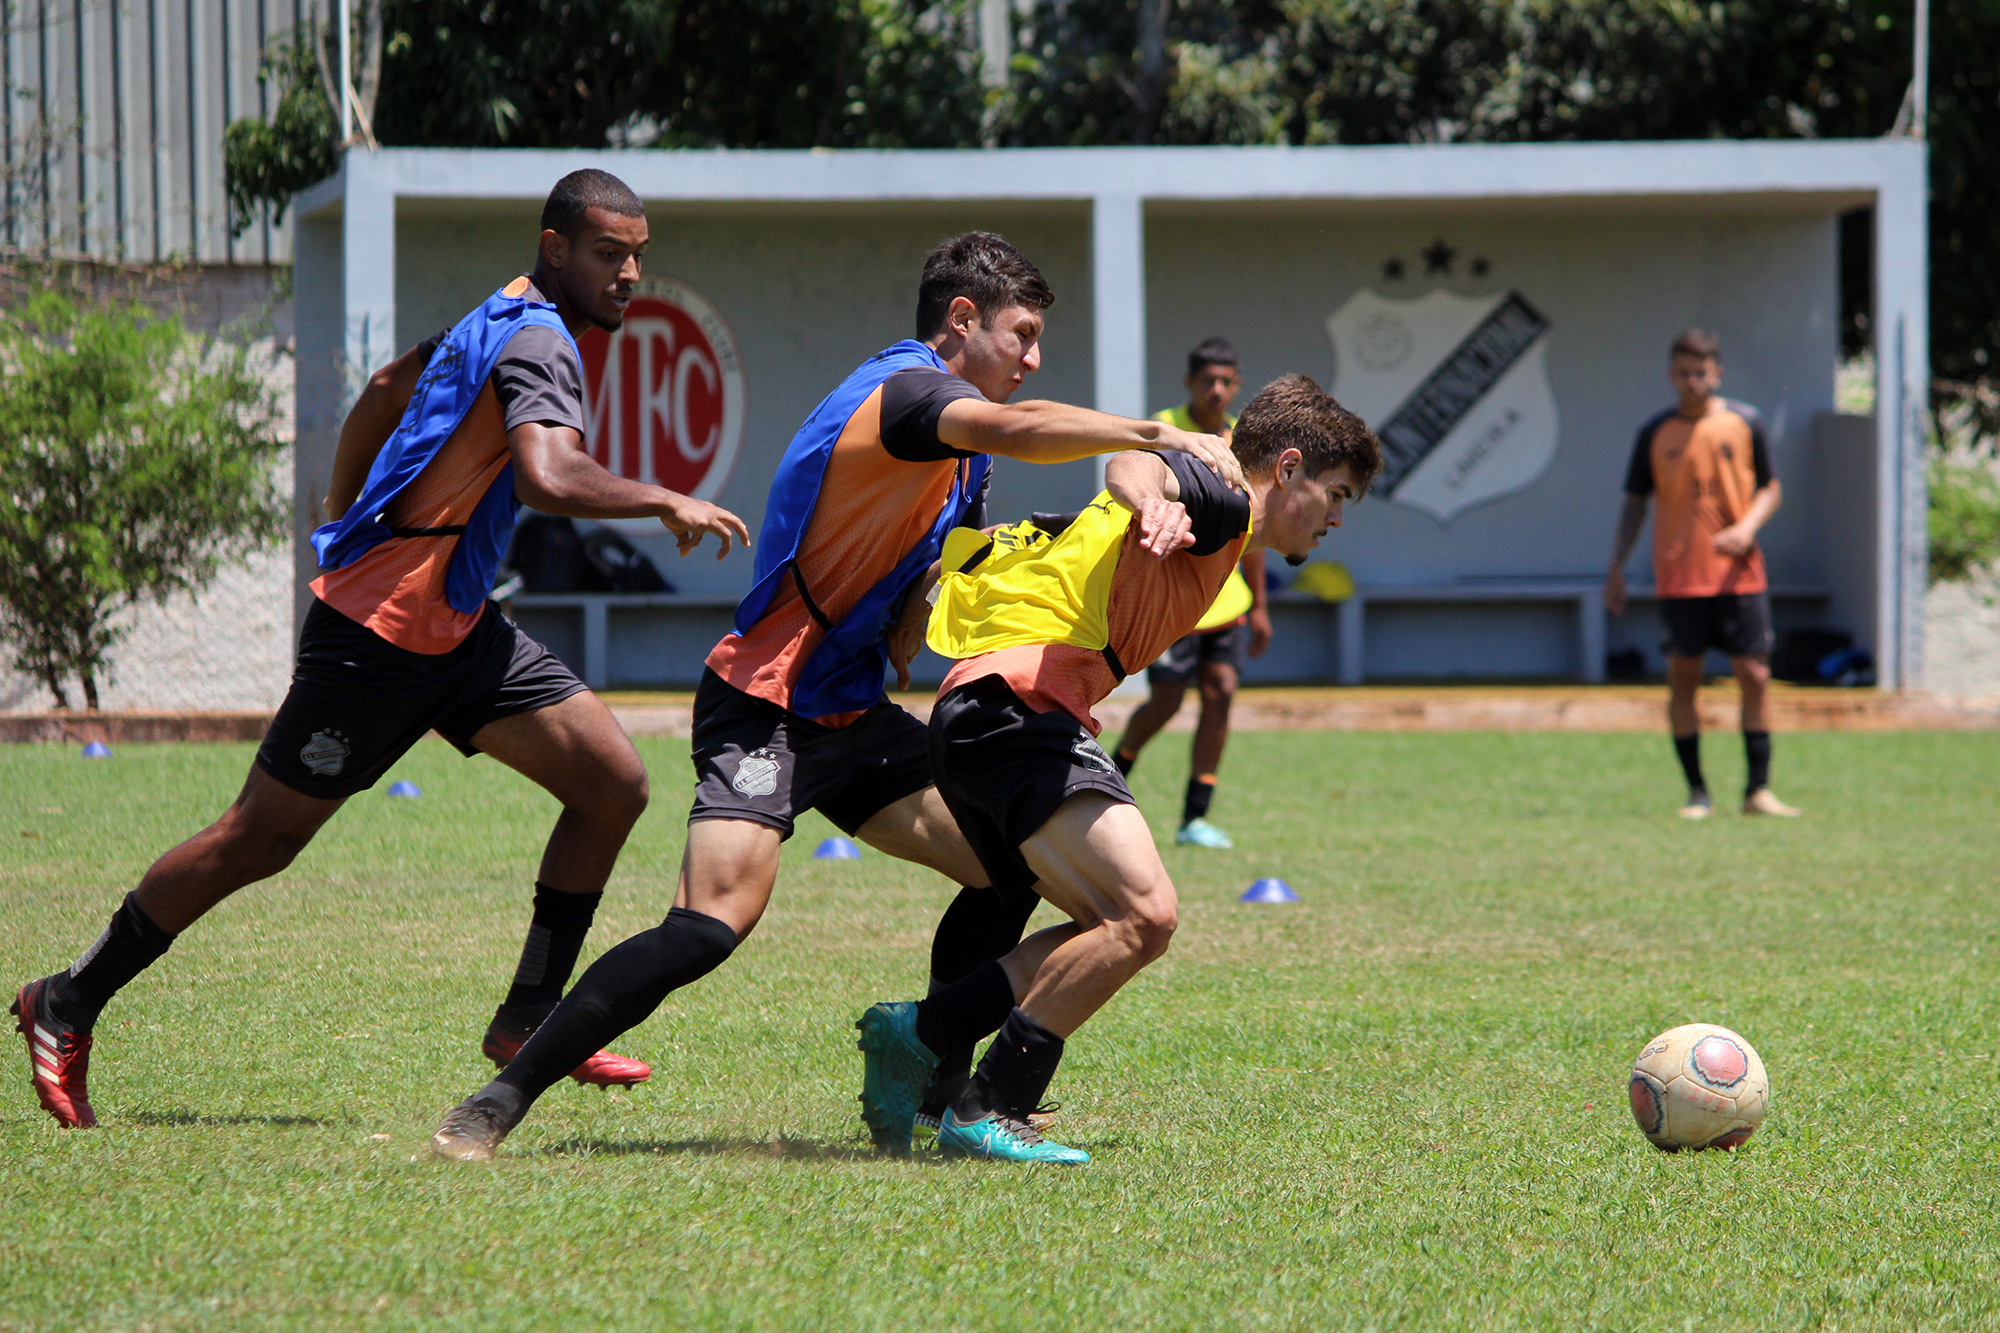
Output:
[2,0,316,266]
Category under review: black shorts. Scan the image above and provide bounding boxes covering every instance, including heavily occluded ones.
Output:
[688,669,933,839]
[1146,620,1249,685]
[256,599,589,800]
[928,674,1134,895]
[1660,592,1774,660]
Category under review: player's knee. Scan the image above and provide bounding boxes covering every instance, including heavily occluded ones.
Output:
[1125,895,1180,964]
[586,760,650,829]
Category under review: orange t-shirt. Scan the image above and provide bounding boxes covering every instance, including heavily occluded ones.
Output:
[312,277,585,653]
[706,365,986,726]
[941,453,1250,735]
[1625,400,1773,598]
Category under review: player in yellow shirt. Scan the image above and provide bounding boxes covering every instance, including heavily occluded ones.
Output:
[855,375,1382,1163]
[1112,338,1271,848]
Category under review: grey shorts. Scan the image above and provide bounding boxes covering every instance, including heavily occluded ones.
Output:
[687,669,934,839]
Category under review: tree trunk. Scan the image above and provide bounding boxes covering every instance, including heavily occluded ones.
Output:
[356,0,382,134]
[40,662,70,712]
[1134,0,1172,144]
[82,669,99,712]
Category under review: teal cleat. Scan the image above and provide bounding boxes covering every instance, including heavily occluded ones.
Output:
[936,1108,1090,1165]
[1175,817,1234,849]
[855,1001,938,1154]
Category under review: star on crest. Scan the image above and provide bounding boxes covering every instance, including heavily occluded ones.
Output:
[1421,238,1456,274]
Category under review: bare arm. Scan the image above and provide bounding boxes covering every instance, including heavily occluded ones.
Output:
[324,342,434,520]
[509,423,752,559]
[938,398,1245,490]
[1242,548,1271,658]
[1604,493,1649,614]
[1104,449,1194,560]
[1714,481,1782,556]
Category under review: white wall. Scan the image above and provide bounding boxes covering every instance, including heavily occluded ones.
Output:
[391,200,1101,596]
[1146,207,1840,588]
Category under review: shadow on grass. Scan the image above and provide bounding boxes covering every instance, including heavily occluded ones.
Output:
[543,1135,896,1163]
[123,1110,354,1128]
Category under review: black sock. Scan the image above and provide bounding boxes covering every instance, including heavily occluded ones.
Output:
[1672,734,1706,795]
[1112,747,1137,777]
[49,892,174,1029]
[928,883,1039,985]
[1183,775,1216,825]
[501,883,602,1018]
[493,906,737,1107]
[921,884,1039,1109]
[914,961,1017,1061]
[954,1007,1065,1122]
[1743,730,1772,795]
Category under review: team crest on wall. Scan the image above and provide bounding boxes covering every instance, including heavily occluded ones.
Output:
[576,277,745,504]
[1327,277,1558,523]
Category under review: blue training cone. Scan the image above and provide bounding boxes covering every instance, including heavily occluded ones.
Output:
[813,836,862,860]
[1239,877,1299,904]
[80,740,112,759]
[386,780,423,798]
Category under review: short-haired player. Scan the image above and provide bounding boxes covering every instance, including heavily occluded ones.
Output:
[11,170,751,1128]
[1112,336,1273,849]
[429,231,1243,1160]
[855,375,1382,1163]
[1606,328,1799,819]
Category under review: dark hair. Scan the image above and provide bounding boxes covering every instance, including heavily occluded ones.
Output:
[542,169,645,239]
[1232,374,1384,497]
[1671,328,1721,361]
[1187,336,1238,377]
[916,232,1055,339]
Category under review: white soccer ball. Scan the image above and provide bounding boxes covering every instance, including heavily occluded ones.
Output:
[1627,1022,1769,1152]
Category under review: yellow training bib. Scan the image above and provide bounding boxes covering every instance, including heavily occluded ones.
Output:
[927,493,1134,661]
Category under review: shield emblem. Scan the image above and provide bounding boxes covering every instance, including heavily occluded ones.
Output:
[731,753,780,798]
[1327,287,1559,522]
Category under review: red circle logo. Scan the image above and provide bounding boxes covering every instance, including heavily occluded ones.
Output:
[576,277,745,502]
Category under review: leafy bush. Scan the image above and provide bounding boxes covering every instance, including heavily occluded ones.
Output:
[0,288,289,710]
[1929,454,2000,586]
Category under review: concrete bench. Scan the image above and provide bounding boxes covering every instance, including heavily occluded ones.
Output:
[1262,581,1829,684]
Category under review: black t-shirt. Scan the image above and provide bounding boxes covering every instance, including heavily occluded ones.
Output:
[1162,451,1252,556]
[879,366,986,463]
[410,279,586,435]
[1623,401,1772,496]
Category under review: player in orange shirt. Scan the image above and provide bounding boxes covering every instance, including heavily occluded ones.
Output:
[10,170,750,1129]
[1605,328,1799,819]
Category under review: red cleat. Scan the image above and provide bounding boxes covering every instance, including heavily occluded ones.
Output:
[12,978,97,1128]
[481,1010,651,1089]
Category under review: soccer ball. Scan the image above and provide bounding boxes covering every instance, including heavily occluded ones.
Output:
[1627,1023,1769,1152]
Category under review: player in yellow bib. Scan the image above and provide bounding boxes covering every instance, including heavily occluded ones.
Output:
[1110,338,1270,848]
[854,375,1383,1163]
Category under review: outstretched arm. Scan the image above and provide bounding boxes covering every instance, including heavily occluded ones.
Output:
[324,341,434,520]
[1713,481,1781,556]
[937,398,1244,490]
[509,423,752,559]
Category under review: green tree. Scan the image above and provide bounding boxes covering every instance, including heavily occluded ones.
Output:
[0,287,289,711]
[224,23,341,236]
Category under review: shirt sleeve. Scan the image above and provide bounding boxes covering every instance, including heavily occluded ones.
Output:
[879,367,984,462]
[1161,451,1251,556]
[1744,408,1775,487]
[961,465,994,530]
[411,328,449,371]
[490,326,586,434]
[1624,416,1661,497]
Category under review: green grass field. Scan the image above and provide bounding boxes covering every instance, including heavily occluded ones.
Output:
[2,729,1997,1330]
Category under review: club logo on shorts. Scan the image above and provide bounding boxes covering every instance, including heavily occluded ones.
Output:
[732,749,781,798]
[300,730,351,777]
[1070,734,1116,775]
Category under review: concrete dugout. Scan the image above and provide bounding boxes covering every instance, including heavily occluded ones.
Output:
[292,140,1927,689]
